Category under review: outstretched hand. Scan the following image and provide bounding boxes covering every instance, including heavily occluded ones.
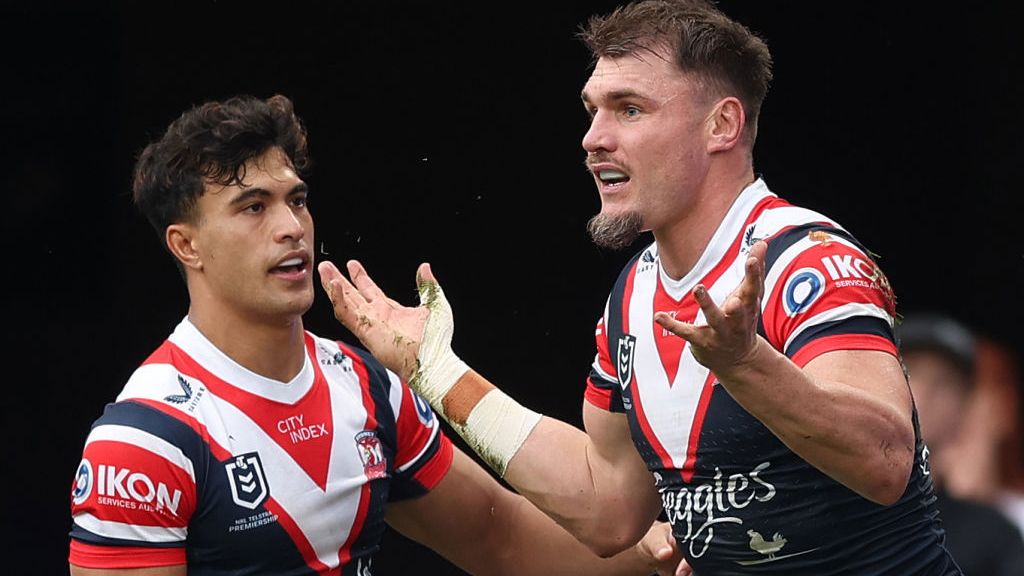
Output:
[654,240,768,375]
[317,259,431,382]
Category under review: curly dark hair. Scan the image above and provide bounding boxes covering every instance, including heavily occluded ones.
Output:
[132,94,311,240]
[579,0,772,143]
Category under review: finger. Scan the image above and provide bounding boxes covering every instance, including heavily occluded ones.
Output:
[319,262,371,327]
[740,240,768,301]
[416,262,436,284]
[317,260,343,301]
[346,260,388,303]
[693,284,725,326]
[655,312,699,341]
[675,558,693,576]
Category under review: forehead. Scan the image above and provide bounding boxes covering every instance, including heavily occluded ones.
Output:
[203,147,302,198]
[582,50,689,102]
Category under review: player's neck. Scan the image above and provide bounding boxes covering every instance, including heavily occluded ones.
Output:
[655,167,755,280]
[188,305,308,383]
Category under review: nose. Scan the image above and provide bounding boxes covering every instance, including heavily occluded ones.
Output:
[273,204,306,244]
[582,110,616,154]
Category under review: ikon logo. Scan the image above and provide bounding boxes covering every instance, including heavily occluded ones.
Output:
[77,461,183,514]
[225,452,270,510]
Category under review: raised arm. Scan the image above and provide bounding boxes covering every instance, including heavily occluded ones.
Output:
[653,241,915,505]
[317,260,663,554]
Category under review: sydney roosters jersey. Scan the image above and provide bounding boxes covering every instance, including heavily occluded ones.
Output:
[585,180,960,575]
[69,318,453,575]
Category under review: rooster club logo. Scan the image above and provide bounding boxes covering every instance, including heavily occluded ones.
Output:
[355,431,388,480]
[225,452,270,510]
[782,268,825,317]
[72,458,93,505]
[617,334,637,390]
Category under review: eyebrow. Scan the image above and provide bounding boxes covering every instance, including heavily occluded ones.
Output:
[581,88,648,105]
[228,182,309,206]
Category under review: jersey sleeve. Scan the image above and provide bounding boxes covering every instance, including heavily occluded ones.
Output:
[387,377,453,501]
[760,226,898,367]
[69,402,197,569]
[585,309,627,413]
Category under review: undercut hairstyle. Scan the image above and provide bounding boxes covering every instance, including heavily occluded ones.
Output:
[579,0,773,143]
[132,94,311,239]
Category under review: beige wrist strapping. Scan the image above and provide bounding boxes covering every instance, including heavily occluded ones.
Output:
[414,276,541,476]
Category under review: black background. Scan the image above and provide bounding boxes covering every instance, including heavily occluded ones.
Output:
[4,2,1021,574]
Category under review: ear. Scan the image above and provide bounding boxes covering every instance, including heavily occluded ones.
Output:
[166,223,203,271]
[706,96,745,153]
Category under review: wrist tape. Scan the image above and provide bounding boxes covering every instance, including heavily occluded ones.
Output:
[415,276,541,476]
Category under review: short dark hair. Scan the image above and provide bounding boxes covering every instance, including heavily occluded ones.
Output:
[132,94,311,239]
[897,312,977,378]
[579,0,772,142]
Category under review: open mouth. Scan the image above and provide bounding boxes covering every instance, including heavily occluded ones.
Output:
[271,256,308,275]
[597,169,630,186]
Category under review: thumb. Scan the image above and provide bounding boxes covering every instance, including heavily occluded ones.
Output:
[653,528,675,560]
[416,263,445,308]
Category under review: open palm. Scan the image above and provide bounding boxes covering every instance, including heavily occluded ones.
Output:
[318,259,429,382]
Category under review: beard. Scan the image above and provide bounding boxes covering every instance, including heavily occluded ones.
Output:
[587,210,644,250]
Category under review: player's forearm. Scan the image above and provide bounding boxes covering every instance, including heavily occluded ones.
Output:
[481,490,655,576]
[443,372,653,554]
[503,418,653,555]
[715,338,914,504]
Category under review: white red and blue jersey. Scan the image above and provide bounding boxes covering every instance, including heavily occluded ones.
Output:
[585,179,960,575]
[69,317,453,575]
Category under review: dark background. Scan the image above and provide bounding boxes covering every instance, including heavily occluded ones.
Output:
[4,1,1021,573]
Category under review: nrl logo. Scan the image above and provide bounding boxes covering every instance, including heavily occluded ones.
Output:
[617,334,637,390]
[225,452,270,510]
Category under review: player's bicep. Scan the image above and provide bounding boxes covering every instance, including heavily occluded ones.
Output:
[803,349,912,419]
[582,403,662,517]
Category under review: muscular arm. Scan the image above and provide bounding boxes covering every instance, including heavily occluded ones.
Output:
[70,565,186,576]
[655,241,914,504]
[716,343,913,504]
[505,398,664,555]
[318,260,663,554]
[387,447,665,575]
[407,370,663,556]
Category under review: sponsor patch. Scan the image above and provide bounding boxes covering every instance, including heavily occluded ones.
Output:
[72,458,93,505]
[782,267,825,316]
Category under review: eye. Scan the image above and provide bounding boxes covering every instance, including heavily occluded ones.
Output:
[622,105,641,118]
[243,202,264,214]
[291,195,308,208]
